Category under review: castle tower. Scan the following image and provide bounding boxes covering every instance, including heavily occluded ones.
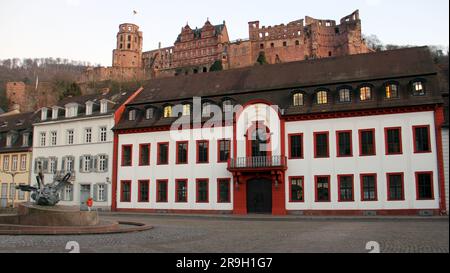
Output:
[112,23,143,68]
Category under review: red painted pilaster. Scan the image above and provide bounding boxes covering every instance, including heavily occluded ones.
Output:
[434,105,447,215]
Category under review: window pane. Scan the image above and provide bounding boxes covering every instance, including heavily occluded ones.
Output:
[290,135,303,158]
[139,181,149,202]
[417,173,433,199]
[177,142,188,164]
[177,181,188,202]
[122,146,132,166]
[388,175,403,200]
[140,145,150,165]
[315,133,328,157]
[339,89,351,102]
[316,177,330,201]
[197,180,208,202]
[198,141,208,163]
[157,181,168,202]
[361,130,375,155]
[218,180,230,203]
[415,127,430,152]
[159,144,169,164]
[338,132,352,156]
[219,140,230,162]
[362,175,376,201]
[339,176,353,201]
[387,129,401,154]
[291,178,304,202]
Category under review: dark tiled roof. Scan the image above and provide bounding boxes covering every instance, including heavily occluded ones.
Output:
[36,90,136,123]
[0,112,36,153]
[176,23,226,42]
[131,47,437,105]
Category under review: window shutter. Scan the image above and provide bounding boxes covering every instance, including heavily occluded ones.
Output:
[69,185,74,201]
[79,157,83,172]
[93,156,98,173]
[104,156,109,173]
[89,156,94,172]
[104,184,109,201]
[43,159,49,173]
[34,159,38,173]
[54,158,58,173]
[61,157,66,172]
[93,184,98,202]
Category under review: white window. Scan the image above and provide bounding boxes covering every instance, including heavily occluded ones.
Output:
[412,81,425,96]
[163,106,172,118]
[98,155,108,172]
[6,135,12,147]
[97,184,106,202]
[11,155,18,171]
[100,101,108,113]
[22,133,29,147]
[293,93,304,106]
[2,156,10,171]
[40,132,46,147]
[20,155,27,171]
[65,105,78,118]
[49,157,57,173]
[9,183,15,200]
[86,102,93,115]
[146,108,153,119]
[85,128,92,143]
[129,110,136,120]
[1,183,7,198]
[67,130,74,145]
[83,155,92,172]
[63,185,73,201]
[50,131,57,146]
[66,156,74,172]
[182,104,191,116]
[100,127,107,142]
[41,108,48,121]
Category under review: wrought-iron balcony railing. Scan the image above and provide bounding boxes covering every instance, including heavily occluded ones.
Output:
[228,156,288,171]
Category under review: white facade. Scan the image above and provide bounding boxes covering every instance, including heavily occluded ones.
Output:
[32,115,114,210]
[116,105,442,214]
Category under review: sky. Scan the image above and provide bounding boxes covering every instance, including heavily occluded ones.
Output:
[0,0,448,66]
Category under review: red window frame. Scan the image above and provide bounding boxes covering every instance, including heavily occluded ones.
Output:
[139,144,151,166]
[217,139,231,163]
[176,141,189,165]
[359,129,376,156]
[120,180,132,203]
[386,173,405,201]
[175,179,188,203]
[217,178,231,203]
[138,180,150,202]
[196,140,209,164]
[121,145,133,167]
[196,178,209,203]
[313,132,330,158]
[315,175,331,202]
[412,125,432,154]
[156,179,168,203]
[337,174,354,202]
[415,171,434,200]
[384,127,403,155]
[360,173,378,201]
[336,130,353,158]
[157,142,169,165]
[288,133,304,159]
[289,176,305,203]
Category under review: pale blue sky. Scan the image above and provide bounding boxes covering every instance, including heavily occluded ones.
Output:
[0,0,448,66]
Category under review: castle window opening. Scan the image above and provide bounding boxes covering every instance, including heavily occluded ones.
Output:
[128,35,131,41]
[271,43,275,48]
[283,41,287,47]
[260,44,264,49]
[295,40,300,46]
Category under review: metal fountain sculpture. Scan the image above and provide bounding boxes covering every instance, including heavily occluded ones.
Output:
[16,172,72,206]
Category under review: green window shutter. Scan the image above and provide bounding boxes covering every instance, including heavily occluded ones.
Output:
[93,184,98,202]
[93,156,98,173]
[104,156,109,173]
[61,157,66,172]
[79,157,83,172]
[104,184,109,202]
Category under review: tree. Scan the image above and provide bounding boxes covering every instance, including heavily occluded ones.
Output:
[256,52,268,65]
[363,34,384,52]
[209,60,223,72]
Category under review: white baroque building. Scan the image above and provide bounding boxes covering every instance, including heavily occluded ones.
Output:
[31,90,140,210]
[113,47,448,216]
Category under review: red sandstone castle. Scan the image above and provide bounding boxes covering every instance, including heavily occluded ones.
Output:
[79,10,372,83]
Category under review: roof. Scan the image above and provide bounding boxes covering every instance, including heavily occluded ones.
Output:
[0,112,36,153]
[176,23,226,42]
[35,90,136,123]
[131,47,437,105]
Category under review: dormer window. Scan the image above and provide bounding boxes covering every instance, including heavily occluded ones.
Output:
[129,109,137,121]
[202,102,212,117]
[223,100,233,112]
[65,104,78,118]
[293,93,304,106]
[316,91,328,105]
[100,100,108,113]
[182,104,191,116]
[23,133,30,147]
[52,107,59,120]
[412,81,425,96]
[163,106,172,118]
[6,134,12,147]
[339,88,352,103]
[86,102,93,116]
[359,86,372,101]
[386,84,399,99]
[41,108,48,121]
[145,108,154,119]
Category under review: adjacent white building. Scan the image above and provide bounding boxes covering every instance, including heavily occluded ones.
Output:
[31,90,139,210]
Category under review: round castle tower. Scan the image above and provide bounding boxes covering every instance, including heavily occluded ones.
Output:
[112,23,143,68]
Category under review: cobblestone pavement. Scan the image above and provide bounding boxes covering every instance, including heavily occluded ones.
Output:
[0,214,448,253]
